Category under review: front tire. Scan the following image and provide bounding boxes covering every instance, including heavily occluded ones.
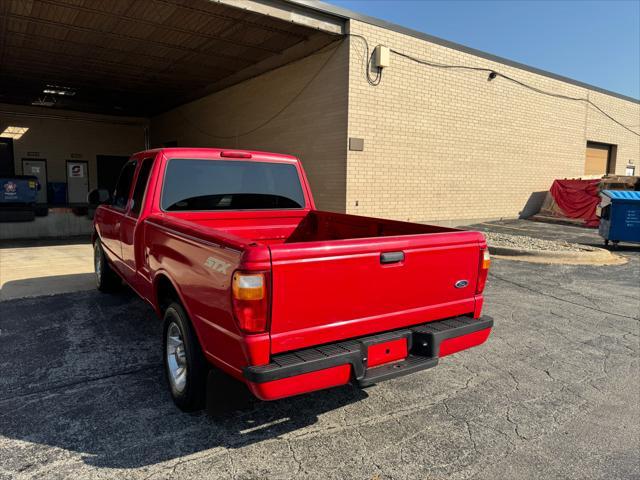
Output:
[94,239,121,292]
[163,303,208,411]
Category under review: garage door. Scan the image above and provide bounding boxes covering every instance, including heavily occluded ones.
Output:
[585,143,610,175]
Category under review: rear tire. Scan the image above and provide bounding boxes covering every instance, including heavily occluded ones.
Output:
[163,303,208,412]
[94,239,121,292]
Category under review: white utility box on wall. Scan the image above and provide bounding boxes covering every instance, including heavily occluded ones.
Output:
[373,45,390,68]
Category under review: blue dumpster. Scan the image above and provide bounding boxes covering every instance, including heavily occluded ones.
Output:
[48,182,67,206]
[598,190,640,247]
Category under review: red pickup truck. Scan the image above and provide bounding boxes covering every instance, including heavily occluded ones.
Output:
[93,148,492,411]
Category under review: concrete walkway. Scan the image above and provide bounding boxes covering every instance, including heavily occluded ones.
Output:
[0,239,94,301]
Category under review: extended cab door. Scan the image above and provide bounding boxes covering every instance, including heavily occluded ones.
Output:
[120,157,155,285]
[98,160,137,263]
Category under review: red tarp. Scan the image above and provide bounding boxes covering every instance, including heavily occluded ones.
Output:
[549,179,600,227]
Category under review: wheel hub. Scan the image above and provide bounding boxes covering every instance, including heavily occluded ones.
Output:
[166,322,187,393]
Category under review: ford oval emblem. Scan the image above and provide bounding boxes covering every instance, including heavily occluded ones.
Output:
[455,279,469,289]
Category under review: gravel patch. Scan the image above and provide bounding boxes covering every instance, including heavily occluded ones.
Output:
[483,232,589,252]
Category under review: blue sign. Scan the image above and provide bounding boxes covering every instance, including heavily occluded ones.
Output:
[0,177,39,204]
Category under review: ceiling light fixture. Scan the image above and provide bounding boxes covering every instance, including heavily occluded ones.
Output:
[42,84,76,96]
[1,126,29,140]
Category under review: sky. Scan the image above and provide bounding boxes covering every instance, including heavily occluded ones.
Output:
[328,0,640,99]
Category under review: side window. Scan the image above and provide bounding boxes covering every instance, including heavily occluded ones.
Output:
[130,158,154,217]
[112,162,136,210]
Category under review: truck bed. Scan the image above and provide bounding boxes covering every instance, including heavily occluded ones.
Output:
[161,210,486,354]
[169,210,458,245]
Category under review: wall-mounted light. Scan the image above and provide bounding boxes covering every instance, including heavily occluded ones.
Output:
[1,126,29,140]
[43,84,76,96]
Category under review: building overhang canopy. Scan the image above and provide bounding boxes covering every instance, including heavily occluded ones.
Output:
[0,0,344,116]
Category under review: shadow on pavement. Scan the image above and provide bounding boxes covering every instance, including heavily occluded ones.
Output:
[0,288,367,469]
[0,235,91,249]
[0,273,95,300]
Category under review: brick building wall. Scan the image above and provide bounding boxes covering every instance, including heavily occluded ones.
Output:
[151,17,639,222]
[346,20,640,224]
[150,41,349,212]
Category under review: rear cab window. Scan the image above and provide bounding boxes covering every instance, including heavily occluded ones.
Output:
[161,159,305,211]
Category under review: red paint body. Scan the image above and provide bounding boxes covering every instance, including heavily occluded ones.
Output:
[249,365,353,401]
[439,328,492,357]
[94,148,492,401]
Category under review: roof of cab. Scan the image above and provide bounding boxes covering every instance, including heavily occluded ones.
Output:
[133,147,299,163]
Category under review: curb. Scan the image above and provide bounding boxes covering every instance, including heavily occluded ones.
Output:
[488,245,626,265]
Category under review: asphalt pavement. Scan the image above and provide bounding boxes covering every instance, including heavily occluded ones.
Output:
[0,223,638,479]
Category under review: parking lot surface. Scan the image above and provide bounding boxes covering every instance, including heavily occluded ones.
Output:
[1,225,638,479]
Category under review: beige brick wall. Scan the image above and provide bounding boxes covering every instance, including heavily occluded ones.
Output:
[150,41,349,212]
[346,20,640,223]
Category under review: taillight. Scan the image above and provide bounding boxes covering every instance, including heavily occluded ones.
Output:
[232,272,268,333]
[476,249,490,294]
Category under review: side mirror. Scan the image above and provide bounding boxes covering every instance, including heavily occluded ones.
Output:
[88,188,111,205]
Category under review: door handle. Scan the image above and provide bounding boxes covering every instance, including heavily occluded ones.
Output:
[380,251,404,264]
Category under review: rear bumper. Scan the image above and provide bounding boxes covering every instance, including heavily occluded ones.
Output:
[245,315,493,400]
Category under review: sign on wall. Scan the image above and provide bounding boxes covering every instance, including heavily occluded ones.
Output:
[68,163,85,178]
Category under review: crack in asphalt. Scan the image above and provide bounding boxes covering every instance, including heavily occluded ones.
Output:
[345,371,484,477]
[504,406,528,441]
[0,364,160,404]
[442,400,481,458]
[489,272,639,320]
[286,438,303,478]
[352,422,383,477]
[334,376,485,440]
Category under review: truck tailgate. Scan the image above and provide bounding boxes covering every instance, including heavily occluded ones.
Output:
[268,231,485,354]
